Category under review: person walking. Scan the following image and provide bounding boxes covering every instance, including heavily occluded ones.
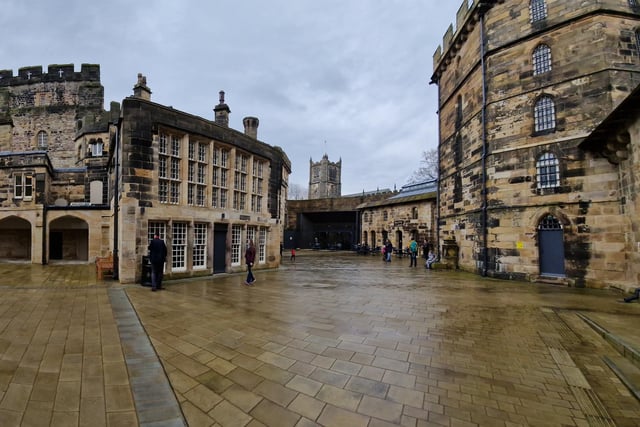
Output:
[385,240,393,262]
[245,239,256,286]
[409,237,418,267]
[290,247,296,262]
[148,234,167,292]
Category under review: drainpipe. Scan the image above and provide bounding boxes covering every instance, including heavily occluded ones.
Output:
[41,204,47,265]
[112,124,120,280]
[480,10,489,276]
[436,84,442,259]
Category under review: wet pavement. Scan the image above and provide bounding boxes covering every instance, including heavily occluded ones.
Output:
[0,252,639,426]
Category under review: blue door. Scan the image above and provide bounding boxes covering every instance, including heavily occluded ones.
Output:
[538,215,565,277]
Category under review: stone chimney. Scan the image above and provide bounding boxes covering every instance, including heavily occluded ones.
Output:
[133,73,151,100]
[243,116,259,139]
[214,90,230,127]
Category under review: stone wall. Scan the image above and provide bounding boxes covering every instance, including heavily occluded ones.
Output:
[0,64,104,169]
[432,2,640,287]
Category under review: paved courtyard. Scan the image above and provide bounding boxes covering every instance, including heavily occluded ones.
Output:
[0,252,638,426]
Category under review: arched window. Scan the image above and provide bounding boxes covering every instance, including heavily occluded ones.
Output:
[534,96,556,132]
[530,0,547,23]
[412,207,418,219]
[37,131,48,149]
[536,152,560,189]
[533,44,552,75]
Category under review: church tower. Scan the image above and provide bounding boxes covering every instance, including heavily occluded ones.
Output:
[308,154,341,199]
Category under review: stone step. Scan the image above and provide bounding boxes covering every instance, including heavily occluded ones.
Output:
[603,355,640,402]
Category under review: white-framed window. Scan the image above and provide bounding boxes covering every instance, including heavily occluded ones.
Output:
[536,152,560,189]
[159,133,182,205]
[148,222,167,273]
[187,142,208,207]
[247,226,256,264]
[529,0,547,23]
[251,159,264,213]
[193,223,207,269]
[533,44,552,75]
[172,222,187,271]
[231,225,242,266]
[212,146,230,208]
[14,173,33,200]
[258,228,267,263]
[534,95,556,132]
[37,131,48,149]
[251,195,262,213]
[148,221,167,242]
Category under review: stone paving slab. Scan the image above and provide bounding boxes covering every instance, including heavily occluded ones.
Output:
[0,254,638,426]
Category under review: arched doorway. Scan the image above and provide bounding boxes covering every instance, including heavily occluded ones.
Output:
[370,230,376,249]
[49,216,89,262]
[538,214,565,277]
[0,216,32,261]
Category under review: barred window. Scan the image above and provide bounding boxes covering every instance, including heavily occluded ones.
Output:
[636,30,640,58]
[534,96,556,132]
[529,0,547,23]
[536,152,560,189]
[533,44,552,75]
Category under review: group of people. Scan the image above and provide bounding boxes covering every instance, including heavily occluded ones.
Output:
[147,235,439,292]
[380,238,437,269]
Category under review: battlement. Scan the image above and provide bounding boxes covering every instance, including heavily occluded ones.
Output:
[431,0,485,81]
[0,63,100,87]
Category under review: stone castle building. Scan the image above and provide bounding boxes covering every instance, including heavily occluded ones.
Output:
[431,0,640,289]
[308,154,341,199]
[358,181,437,251]
[0,64,291,283]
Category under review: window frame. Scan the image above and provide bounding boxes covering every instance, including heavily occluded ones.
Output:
[14,173,34,200]
[529,0,547,23]
[536,152,560,190]
[534,95,556,133]
[37,131,48,150]
[532,44,552,76]
[171,222,187,272]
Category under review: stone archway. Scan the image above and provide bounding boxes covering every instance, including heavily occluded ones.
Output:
[0,216,32,261]
[49,216,89,262]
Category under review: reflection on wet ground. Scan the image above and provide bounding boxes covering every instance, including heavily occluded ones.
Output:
[0,251,638,426]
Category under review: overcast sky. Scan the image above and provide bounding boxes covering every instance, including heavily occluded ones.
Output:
[1,0,462,195]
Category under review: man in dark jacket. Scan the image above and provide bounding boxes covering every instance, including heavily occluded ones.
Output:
[245,239,256,286]
[148,234,167,291]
